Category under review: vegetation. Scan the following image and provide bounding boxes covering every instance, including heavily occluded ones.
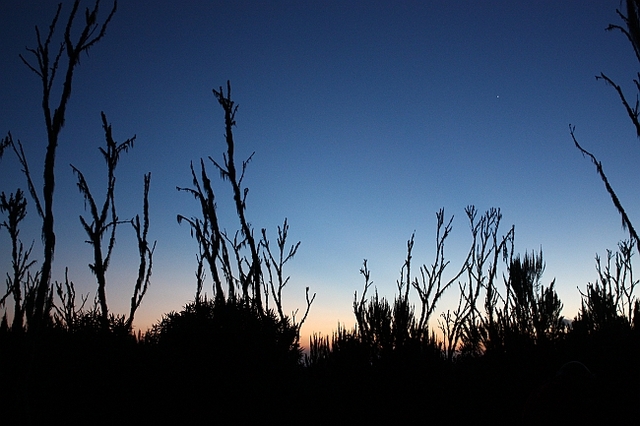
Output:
[0,1,639,425]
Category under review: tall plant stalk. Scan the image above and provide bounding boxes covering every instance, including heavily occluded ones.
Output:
[9,0,117,329]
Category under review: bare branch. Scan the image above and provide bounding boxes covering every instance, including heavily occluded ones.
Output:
[211,81,262,310]
[607,2,640,64]
[596,72,640,137]
[570,125,640,246]
[128,173,155,330]
[177,160,226,299]
[10,136,43,219]
[295,286,316,333]
[261,218,302,323]
[0,134,11,162]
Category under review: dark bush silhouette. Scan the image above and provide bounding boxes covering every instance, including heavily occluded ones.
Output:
[148,296,300,365]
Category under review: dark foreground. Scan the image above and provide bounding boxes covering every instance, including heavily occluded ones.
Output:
[1,325,637,426]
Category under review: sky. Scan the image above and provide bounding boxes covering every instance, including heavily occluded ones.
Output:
[1,0,639,345]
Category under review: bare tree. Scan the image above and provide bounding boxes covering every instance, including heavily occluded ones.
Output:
[71,112,133,329]
[0,190,37,331]
[210,82,263,310]
[590,239,638,324]
[413,208,472,333]
[261,219,315,337]
[71,112,154,332]
[127,172,155,331]
[177,159,230,301]
[52,267,87,331]
[454,207,513,357]
[600,0,640,138]
[438,282,470,362]
[178,81,313,336]
[177,84,256,305]
[7,0,117,329]
[571,0,640,246]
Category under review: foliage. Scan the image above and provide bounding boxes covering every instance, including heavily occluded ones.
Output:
[573,241,638,335]
[147,296,301,366]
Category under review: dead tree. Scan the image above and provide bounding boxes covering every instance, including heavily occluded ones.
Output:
[10,0,117,329]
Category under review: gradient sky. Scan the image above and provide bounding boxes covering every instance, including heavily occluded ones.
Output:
[1,1,639,344]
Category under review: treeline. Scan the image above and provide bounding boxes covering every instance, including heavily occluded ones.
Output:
[0,225,638,424]
[302,236,639,424]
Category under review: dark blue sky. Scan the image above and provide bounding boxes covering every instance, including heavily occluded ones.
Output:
[1,1,639,339]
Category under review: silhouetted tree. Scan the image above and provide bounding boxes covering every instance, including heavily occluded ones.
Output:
[413,209,471,334]
[177,83,262,306]
[71,112,154,332]
[179,82,313,317]
[52,267,87,331]
[453,207,514,358]
[127,172,154,331]
[211,82,264,310]
[592,239,638,323]
[575,280,625,333]
[177,159,230,301]
[71,112,132,329]
[6,0,117,330]
[434,206,513,360]
[573,241,639,334]
[262,219,315,341]
[0,190,37,331]
[503,250,564,348]
[176,81,314,377]
[571,0,640,246]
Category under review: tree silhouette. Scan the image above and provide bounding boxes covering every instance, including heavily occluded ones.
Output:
[571,0,640,246]
[0,190,37,331]
[261,219,315,340]
[71,112,154,332]
[6,0,117,330]
[211,82,264,310]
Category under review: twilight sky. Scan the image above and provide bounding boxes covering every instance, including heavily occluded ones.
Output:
[1,1,639,343]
